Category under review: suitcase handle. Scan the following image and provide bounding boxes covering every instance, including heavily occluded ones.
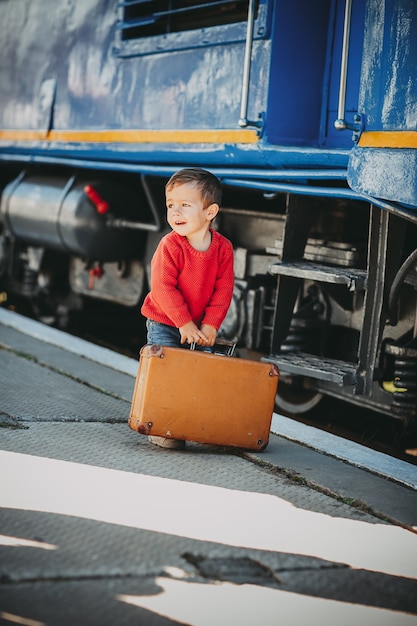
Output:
[190,337,236,357]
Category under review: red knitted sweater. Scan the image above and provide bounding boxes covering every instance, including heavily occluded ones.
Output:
[141,229,234,329]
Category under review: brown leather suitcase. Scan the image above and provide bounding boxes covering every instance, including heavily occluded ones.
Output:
[129,343,279,451]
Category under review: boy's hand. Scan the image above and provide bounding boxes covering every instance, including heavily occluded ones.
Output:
[200,324,217,347]
[179,321,209,345]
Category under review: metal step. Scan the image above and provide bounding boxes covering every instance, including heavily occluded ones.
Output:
[262,352,358,386]
[269,261,367,291]
[266,238,366,267]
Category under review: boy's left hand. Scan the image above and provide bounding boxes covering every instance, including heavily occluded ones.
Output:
[200,324,217,347]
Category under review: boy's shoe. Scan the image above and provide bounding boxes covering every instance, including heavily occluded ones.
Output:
[148,435,185,450]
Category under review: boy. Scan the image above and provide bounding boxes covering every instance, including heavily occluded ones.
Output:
[141,168,235,449]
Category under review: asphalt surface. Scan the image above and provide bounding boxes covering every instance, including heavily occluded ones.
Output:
[1,309,417,626]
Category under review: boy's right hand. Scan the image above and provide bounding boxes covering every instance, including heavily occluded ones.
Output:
[179,321,209,345]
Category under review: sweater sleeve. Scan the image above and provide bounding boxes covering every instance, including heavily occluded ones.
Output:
[149,238,193,327]
[201,238,235,329]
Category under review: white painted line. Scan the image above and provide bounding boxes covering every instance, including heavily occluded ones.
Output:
[3,450,417,581]
[0,308,138,376]
[271,413,417,490]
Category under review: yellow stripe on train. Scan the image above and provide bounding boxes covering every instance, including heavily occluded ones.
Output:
[0,128,260,145]
[358,131,417,149]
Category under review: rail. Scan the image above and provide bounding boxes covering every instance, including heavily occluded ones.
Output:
[238,0,262,129]
[334,0,361,133]
[334,0,353,131]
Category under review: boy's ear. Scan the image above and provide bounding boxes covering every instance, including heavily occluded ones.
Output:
[206,203,219,221]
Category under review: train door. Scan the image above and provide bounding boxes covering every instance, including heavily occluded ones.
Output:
[265,0,365,151]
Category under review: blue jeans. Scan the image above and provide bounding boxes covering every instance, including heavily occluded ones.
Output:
[146,319,184,348]
[145,319,210,352]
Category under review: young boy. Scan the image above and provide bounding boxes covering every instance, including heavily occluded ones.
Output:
[141,167,235,449]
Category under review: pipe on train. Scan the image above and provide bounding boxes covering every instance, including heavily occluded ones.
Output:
[0,174,141,261]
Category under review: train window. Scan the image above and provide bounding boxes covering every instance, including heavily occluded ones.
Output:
[120,1,252,39]
[114,0,268,57]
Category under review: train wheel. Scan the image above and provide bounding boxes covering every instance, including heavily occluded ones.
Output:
[275,381,323,416]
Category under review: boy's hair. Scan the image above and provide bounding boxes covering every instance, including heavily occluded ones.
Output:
[165,168,222,208]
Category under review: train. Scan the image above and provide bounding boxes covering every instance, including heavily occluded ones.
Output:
[0,0,416,425]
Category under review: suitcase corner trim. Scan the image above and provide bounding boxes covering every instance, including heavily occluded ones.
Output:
[140,343,165,358]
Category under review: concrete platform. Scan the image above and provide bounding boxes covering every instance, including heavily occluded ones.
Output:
[1,308,417,626]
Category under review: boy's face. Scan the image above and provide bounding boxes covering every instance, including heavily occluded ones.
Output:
[166,182,218,240]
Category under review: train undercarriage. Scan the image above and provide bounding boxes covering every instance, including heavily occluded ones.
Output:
[1,167,416,425]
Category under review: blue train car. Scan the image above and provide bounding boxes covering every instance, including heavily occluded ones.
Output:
[0,0,416,425]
